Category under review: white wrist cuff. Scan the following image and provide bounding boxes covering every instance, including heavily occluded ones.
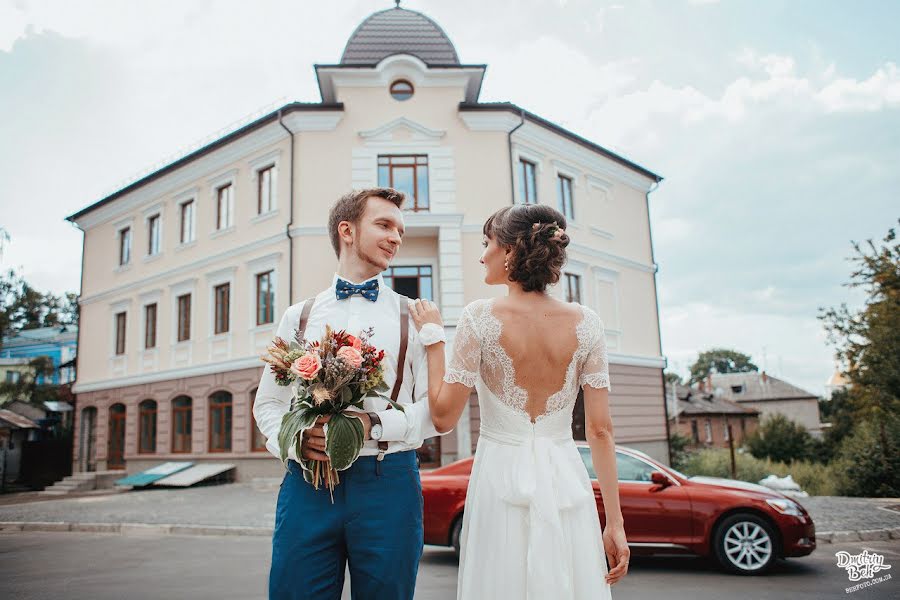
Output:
[419,323,447,346]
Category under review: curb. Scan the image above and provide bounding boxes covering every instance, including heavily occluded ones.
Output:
[0,521,272,538]
[3,520,899,544]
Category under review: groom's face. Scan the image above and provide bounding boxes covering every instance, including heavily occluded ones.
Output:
[345,196,404,272]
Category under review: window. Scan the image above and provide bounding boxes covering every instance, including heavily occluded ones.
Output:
[118,227,131,265]
[578,447,656,482]
[147,214,161,255]
[691,420,699,443]
[518,159,537,204]
[214,283,230,334]
[389,79,414,101]
[257,165,274,214]
[180,200,195,244]
[216,184,233,230]
[705,419,713,443]
[250,389,266,452]
[138,399,157,454]
[724,421,731,441]
[144,303,157,349]
[114,312,126,355]
[5,371,21,384]
[730,385,744,393]
[557,174,574,219]
[378,155,429,211]
[172,396,193,453]
[564,273,582,304]
[177,293,191,342]
[383,266,433,300]
[256,271,274,326]
[209,391,233,452]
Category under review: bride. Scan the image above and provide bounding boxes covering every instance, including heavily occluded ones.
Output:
[409,204,629,599]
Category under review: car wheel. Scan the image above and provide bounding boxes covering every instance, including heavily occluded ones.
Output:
[713,513,778,575]
[450,515,463,558]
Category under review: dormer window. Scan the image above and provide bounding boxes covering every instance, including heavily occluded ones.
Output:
[731,385,744,393]
[389,79,414,101]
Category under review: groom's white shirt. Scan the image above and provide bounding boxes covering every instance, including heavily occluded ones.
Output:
[254,272,444,462]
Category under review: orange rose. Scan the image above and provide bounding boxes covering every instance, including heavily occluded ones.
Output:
[336,346,363,369]
[290,353,321,380]
[345,334,363,350]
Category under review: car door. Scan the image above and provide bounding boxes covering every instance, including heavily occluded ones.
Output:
[579,448,693,545]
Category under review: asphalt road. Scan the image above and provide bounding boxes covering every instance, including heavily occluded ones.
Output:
[0,531,897,599]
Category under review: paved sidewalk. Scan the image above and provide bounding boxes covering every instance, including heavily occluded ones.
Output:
[1,484,899,543]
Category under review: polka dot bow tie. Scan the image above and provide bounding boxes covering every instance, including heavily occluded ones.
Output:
[335,278,379,302]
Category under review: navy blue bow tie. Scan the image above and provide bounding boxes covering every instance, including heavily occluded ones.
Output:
[335,278,379,302]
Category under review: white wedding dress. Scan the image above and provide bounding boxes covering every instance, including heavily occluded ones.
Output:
[445,298,614,600]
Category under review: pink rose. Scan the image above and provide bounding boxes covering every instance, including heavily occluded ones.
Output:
[290,353,321,381]
[336,346,363,369]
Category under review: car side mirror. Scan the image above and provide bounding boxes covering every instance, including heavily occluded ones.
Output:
[650,471,670,486]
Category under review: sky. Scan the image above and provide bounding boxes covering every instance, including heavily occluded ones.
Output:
[1,0,897,397]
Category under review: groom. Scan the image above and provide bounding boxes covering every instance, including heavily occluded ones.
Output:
[253,188,444,600]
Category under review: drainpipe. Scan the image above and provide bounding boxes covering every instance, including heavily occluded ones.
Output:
[507,109,526,204]
[277,109,296,305]
[644,178,672,466]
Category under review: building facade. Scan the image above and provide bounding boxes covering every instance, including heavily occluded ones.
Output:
[66,6,667,480]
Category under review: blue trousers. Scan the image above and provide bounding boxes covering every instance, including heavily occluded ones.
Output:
[269,451,424,600]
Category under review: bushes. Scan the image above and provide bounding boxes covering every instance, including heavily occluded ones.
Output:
[745,414,820,464]
[831,416,900,497]
[678,447,842,496]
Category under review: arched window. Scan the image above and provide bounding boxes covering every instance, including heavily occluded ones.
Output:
[108,403,126,470]
[250,388,267,452]
[138,400,157,454]
[389,79,414,101]
[172,396,193,453]
[209,391,233,452]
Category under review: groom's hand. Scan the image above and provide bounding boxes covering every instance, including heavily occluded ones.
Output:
[300,415,331,462]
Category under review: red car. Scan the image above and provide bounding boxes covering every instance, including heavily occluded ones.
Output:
[421,444,816,575]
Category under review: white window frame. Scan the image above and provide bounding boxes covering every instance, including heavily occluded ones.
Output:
[552,160,581,224]
[169,278,197,345]
[109,298,132,358]
[208,169,238,236]
[246,253,280,332]
[512,145,545,206]
[705,419,713,443]
[114,218,134,270]
[146,213,162,257]
[206,267,237,339]
[249,149,281,219]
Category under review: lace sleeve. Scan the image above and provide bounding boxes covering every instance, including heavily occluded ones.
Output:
[579,313,612,391]
[444,305,480,388]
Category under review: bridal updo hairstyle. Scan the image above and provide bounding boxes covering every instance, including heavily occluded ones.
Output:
[483,204,570,293]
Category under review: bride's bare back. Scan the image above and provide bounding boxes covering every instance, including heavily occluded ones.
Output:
[490,296,586,421]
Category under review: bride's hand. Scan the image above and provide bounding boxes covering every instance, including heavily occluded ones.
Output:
[603,522,630,585]
[408,298,443,332]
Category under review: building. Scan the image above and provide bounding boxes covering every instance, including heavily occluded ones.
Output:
[702,372,824,438]
[1,326,78,386]
[65,5,667,480]
[824,368,849,400]
[667,383,759,449]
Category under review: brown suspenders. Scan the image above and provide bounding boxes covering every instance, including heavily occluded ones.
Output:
[294,293,410,454]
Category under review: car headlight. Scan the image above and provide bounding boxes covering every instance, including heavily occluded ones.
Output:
[766,498,803,516]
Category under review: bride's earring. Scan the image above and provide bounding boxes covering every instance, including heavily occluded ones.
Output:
[504,258,509,271]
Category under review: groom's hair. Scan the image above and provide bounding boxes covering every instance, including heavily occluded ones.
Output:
[328,188,406,257]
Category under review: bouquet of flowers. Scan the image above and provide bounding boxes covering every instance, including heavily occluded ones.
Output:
[260,325,401,498]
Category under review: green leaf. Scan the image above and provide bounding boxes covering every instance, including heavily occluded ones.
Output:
[340,386,352,405]
[385,399,406,413]
[324,412,365,471]
[375,381,390,393]
[277,408,318,464]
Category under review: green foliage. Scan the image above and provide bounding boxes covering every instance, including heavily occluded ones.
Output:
[745,413,819,464]
[668,432,693,471]
[324,412,365,471]
[679,448,842,496]
[689,348,758,384]
[831,415,900,497]
[0,355,60,406]
[277,408,318,465]
[0,267,79,349]
[664,371,683,386]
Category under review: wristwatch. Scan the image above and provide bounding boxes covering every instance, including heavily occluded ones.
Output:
[367,412,383,441]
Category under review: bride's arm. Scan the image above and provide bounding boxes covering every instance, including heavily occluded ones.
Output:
[409,299,476,433]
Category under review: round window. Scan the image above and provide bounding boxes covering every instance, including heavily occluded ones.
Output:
[389,79,414,101]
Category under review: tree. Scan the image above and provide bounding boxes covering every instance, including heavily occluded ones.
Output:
[664,371,683,386]
[689,348,759,384]
[0,355,59,407]
[745,414,818,464]
[0,267,79,350]
[819,220,900,492]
